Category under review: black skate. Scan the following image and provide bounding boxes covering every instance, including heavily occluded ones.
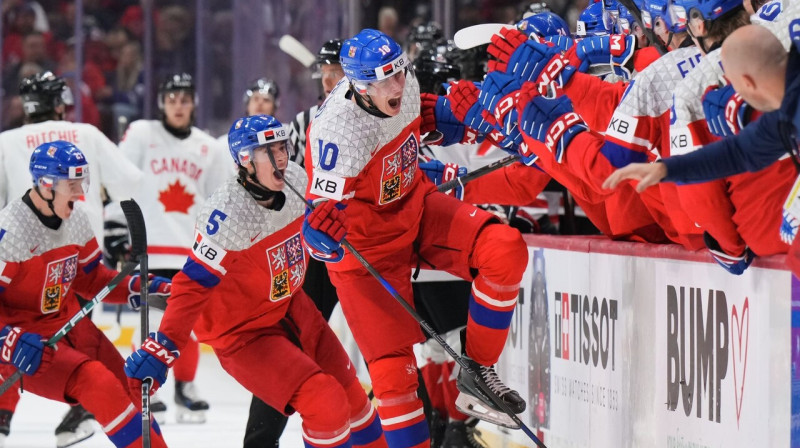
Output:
[455,356,526,429]
[55,405,95,448]
[150,397,167,423]
[440,418,488,448]
[174,381,209,423]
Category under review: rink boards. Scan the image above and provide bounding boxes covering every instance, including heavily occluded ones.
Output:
[487,235,798,448]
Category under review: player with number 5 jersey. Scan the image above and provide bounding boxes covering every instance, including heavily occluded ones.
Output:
[125,115,389,448]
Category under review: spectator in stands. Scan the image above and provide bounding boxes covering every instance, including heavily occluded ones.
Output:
[111,41,145,133]
[2,31,55,98]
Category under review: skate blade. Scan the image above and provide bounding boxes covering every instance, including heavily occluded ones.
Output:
[455,392,519,429]
[176,407,207,424]
[55,420,95,448]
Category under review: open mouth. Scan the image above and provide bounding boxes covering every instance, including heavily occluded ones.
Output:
[387,96,402,110]
[68,201,75,210]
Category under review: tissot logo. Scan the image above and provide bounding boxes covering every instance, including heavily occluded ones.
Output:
[553,292,618,371]
[665,285,749,426]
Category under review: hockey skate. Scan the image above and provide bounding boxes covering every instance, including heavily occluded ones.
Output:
[440,418,487,448]
[455,356,526,429]
[55,405,95,448]
[0,409,12,448]
[174,381,209,423]
[150,394,167,424]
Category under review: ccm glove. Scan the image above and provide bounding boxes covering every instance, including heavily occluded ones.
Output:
[0,326,45,375]
[518,84,588,163]
[125,332,179,395]
[419,157,467,200]
[566,34,636,80]
[478,72,525,147]
[127,274,171,310]
[420,93,479,146]
[702,84,752,137]
[302,200,347,263]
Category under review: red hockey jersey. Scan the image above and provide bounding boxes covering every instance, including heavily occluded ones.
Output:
[159,164,310,351]
[0,199,130,336]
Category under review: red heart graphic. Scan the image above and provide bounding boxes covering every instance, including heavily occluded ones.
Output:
[731,297,750,428]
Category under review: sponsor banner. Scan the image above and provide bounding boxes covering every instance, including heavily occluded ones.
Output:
[491,242,792,448]
[653,262,790,447]
[791,276,800,447]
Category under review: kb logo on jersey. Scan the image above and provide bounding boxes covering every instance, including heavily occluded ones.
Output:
[41,255,78,314]
[266,234,306,302]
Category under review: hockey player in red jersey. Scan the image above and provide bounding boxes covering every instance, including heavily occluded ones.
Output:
[119,73,226,423]
[125,115,389,448]
[304,29,527,448]
[0,70,144,447]
[478,10,704,248]
[0,141,171,448]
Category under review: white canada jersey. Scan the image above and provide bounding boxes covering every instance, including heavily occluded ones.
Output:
[119,120,233,269]
[0,120,142,241]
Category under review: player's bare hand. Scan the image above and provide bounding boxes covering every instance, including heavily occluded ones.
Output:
[602,162,667,192]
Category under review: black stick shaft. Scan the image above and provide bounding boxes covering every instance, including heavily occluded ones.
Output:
[282,173,547,448]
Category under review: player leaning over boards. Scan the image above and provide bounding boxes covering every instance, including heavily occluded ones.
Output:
[303,29,527,447]
[0,141,170,448]
[125,115,389,448]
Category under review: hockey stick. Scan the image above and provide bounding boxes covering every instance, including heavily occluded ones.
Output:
[267,154,548,448]
[121,201,151,448]
[437,154,520,193]
[0,200,146,397]
[279,35,316,68]
[454,23,514,49]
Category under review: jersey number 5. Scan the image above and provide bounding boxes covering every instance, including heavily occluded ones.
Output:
[206,210,228,235]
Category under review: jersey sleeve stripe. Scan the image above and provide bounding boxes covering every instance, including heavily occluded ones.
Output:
[79,246,102,264]
[81,254,102,274]
[182,258,221,288]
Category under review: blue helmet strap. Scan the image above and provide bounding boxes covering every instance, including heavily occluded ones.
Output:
[348,85,390,118]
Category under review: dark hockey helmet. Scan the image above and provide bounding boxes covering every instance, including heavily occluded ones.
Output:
[317,39,343,66]
[413,46,461,95]
[18,71,74,118]
[242,78,280,106]
[158,72,196,110]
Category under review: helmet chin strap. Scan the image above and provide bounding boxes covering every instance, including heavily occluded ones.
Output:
[349,85,390,118]
[33,185,57,215]
[237,164,278,202]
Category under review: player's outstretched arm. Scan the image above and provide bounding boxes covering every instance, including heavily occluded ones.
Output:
[602,162,667,192]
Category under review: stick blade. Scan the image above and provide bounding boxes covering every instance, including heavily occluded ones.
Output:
[454,23,514,49]
[120,199,147,259]
[278,35,317,68]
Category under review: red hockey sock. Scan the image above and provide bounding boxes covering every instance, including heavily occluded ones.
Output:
[65,361,167,448]
[467,224,526,365]
[173,334,199,382]
[369,350,429,448]
[291,373,352,448]
[345,379,388,448]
